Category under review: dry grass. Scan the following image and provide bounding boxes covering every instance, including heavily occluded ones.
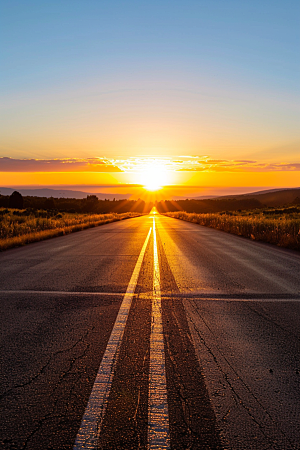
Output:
[165,210,300,250]
[0,209,140,251]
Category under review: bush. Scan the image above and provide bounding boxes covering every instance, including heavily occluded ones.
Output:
[0,209,141,251]
[166,211,300,250]
[9,191,23,209]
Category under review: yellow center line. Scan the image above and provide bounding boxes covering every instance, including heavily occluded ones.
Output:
[73,228,152,450]
[148,216,170,449]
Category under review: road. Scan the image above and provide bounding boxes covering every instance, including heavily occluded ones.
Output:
[1,212,300,450]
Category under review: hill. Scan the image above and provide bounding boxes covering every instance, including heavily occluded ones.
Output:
[0,187,129,200]
[157,188,300,214]
[217,188,300,206]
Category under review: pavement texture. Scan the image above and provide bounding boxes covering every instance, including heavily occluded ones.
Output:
[0,213,299,450]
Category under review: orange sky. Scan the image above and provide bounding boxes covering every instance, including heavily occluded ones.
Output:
[1,156,299,199]
[1,3,299,198]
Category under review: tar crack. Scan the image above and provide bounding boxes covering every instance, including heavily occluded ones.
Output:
[186,300,296,449]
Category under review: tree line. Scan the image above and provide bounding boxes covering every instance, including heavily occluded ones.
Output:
[0,191,269,215]
[156,198,263,213]
[0,192,154,214]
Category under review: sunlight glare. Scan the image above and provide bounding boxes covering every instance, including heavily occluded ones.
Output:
[141,161,170,191]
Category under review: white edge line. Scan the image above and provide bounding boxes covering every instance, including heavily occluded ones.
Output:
[73,227,152,450]
[0,290,130,296]
[2,291,298,302]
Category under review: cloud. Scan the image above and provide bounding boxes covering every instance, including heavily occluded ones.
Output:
[112,156,300,173]
[174,157,300,172]
[202,159,229,164]
[233,160,257,164]
[1,155,299,175]
[0,157,123,172]
[176,168,203,171]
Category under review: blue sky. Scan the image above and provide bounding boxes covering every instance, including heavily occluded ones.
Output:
[2,1,299,90]
[0,0,299,191]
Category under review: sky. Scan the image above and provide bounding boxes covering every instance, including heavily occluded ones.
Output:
[1,0,299,197]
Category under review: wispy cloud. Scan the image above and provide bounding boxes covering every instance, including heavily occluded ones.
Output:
[1,156,300,174]
[174,157,300,172]
[0,157,123,172]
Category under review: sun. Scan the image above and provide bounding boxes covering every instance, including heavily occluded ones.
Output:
[144,178,162,191]
[140,161,170,191]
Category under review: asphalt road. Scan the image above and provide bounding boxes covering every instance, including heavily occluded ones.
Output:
[1,212,300,450]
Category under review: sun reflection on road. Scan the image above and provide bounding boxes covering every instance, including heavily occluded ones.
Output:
[150,207,158,215]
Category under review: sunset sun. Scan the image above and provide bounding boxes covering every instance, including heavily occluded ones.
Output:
[140,161,171,192]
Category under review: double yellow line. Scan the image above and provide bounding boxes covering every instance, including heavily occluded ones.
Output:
[74,216,170,449]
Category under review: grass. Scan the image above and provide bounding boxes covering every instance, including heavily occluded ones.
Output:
[0,208,141,251]
[165,207,300,250]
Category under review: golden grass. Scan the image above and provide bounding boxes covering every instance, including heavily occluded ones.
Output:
[0,209,140,251]
[165,211,300,250]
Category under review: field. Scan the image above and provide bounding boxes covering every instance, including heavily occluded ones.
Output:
[0,208,140,251]
[165,207,300,250]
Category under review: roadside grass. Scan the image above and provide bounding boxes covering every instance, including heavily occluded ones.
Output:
[0,209,141,251]
[165,207,300,250]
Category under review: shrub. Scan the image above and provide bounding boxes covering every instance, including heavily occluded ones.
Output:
[9,191,23,209]
[0,210,140,251]
[165,211,300,250]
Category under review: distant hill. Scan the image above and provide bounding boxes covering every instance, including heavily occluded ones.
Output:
[0,187,129,200]
[216,188,300,206]
[178,195,218,200]
[157,187,300,214]
[1,186,299,208]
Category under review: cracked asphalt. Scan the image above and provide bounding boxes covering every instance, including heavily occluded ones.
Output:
[1,213,300,449]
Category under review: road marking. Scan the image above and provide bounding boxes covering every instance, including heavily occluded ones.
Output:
[148,217,170,449]
[1,291,298,301]
[0,290,132,296]
[73,228,152,450]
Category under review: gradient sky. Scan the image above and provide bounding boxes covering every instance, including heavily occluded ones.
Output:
[1,0,299,194]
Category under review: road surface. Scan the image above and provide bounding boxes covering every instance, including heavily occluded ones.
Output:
[1,212,300,449]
